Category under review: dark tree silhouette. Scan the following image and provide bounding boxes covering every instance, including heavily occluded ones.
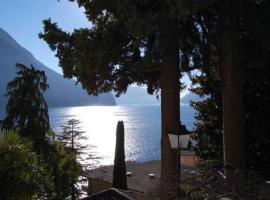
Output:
[189,0,270,178]
[48,139,82,200]
[39,0,205,179]
[112,121,127,190]
[59,118,98,166]
[59,119,86,200]
[0,63,50,153]
[39,0,270,180]
[59,119,98,199]
[60,119,87,154]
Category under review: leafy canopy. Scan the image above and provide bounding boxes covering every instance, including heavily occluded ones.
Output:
[39,0,208,96]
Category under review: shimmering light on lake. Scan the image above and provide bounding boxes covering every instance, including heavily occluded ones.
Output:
[49,104,195,166]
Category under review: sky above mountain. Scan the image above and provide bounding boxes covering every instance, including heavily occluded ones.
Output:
[0,0,191,95]
[0,0,89,74]
[0,27,116,109]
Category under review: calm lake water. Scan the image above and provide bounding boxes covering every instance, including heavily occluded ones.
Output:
[49,104,195,165]
[0,104,195,165]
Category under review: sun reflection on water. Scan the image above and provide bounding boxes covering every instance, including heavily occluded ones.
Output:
[63,106,130,165]
[50,106,135,166]
[49,104,194,166]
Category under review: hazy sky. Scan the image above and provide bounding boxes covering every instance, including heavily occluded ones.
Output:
[0,0,190,93]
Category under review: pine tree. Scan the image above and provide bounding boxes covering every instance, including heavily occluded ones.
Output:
[0,63,50,154]
[58,118,97,199]
[59,119,98,164]
[59,119,87,155]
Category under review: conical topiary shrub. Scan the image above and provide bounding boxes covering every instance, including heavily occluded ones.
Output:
[112,121,127,190]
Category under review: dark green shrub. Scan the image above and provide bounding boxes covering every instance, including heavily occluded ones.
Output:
[0,130,55,200]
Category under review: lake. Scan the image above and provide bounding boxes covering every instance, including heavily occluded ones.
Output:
[49,103,195,165]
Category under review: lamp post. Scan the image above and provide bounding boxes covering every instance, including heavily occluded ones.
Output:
[168,130,190,198]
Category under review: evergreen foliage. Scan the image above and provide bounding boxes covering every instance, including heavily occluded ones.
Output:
[191,97,223,162]
[189,52,223,162]
[59,119,87,155]
[0,130,55,200]
[39,0,270,180]
[0,63,90,199]
[0,63,50,153]
[113,121,127,190]
[0,65,84,199]
[49,140,82,200]
[58,119,98,199]
[59,118,98,168]
[39,1,204,95]
[39,0,206,178]
[189,0,270,177]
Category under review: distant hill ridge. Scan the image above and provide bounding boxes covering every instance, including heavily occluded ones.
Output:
[114,85,204,105]
[115,86,160,105]
[181,92,206,104]
[0,27,116,112]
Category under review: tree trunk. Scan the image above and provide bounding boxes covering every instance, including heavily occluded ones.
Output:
[221,0,245,169]
[160,20,180,178]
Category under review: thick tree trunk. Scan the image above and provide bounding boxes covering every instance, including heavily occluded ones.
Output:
[221,0,245,169]
[160,20,180,178]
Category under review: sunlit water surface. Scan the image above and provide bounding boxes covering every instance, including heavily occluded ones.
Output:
[49,104,195,166]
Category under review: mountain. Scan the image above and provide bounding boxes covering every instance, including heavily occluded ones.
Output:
[115,86,206,105]
[115,86,160,105]
[181,92,206,105]
[0,27,116,112]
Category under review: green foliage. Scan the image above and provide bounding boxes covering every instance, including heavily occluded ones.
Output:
[39,0,210,179]
[59,119,87,155]
[0,65,87,199]
[39,0,270,181]
[0,63,50,153]
[191,97,223,162]
[57,119,96,199]
[55,119,98,199]
[189,0,270,178]
[49,140,82,200]
[0,130,55,200]
[39,1,206,96]
[189,30,223,162]
[59,119,99,168]
[0,64,84,199]
[113,121,127,190]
